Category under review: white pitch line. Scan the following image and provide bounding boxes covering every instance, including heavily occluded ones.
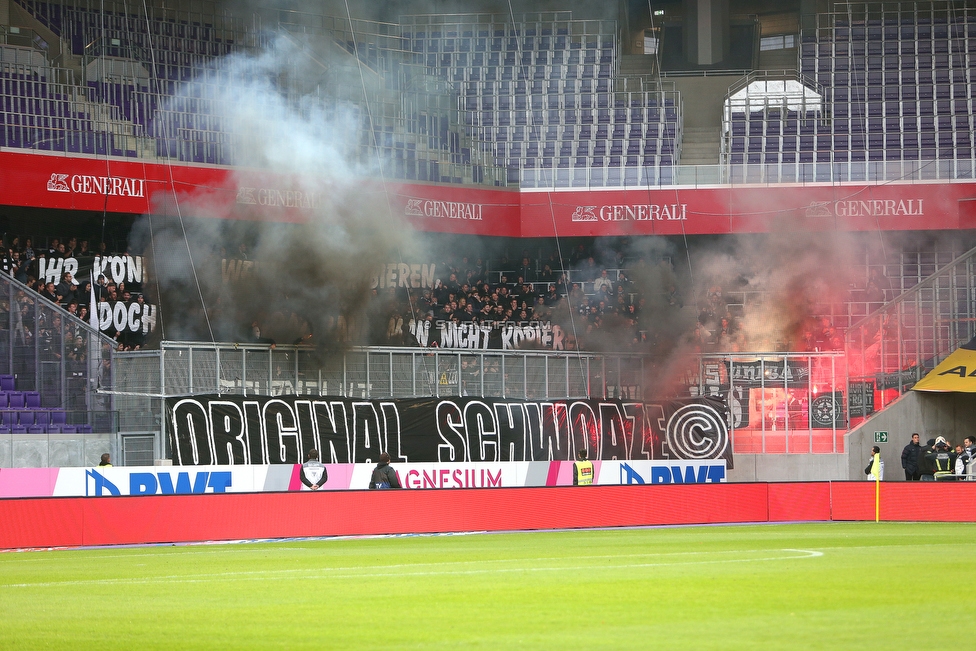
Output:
[0,544,821,564]
[1,549,822,589]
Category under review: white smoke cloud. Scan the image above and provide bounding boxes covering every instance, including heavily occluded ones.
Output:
[131,32,416,348]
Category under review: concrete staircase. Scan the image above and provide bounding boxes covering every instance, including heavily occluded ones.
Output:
[617,54,657,92]
[679,126,721,166]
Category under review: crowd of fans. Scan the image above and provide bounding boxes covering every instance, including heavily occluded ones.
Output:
[0,235,147,350]
[360,246,679,353]
[360,245,851,355]
[3,233,875,355]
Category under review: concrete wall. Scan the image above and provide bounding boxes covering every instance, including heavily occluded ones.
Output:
[668,74,740,128]
[0,434,112,468]
[720,389,976,482]
[726,453,847,482]
[847,390,976,481]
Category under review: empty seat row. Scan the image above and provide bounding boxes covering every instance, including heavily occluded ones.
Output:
[463,108,678,129]
[520,162,677,189]
[464,93,673,112]
[483,122,677,141]
[729,9,976,167]
[728,147,967,163]
[0,390,41,409]
[435,62,614,83]
[0,424,95,434]
[1,410,69,427]
[437,49,611,67]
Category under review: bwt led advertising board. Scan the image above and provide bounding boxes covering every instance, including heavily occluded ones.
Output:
[0,459,726,498]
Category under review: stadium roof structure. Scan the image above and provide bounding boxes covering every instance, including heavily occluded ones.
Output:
[912,337,976,392]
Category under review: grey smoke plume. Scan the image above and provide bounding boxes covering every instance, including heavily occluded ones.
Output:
[130,33,417,350]
[125,5,904,403]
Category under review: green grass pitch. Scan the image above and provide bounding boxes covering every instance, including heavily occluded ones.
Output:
[2,522,975,650]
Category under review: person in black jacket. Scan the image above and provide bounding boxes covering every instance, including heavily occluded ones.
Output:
[918,438,939,481]
[370,453,401,489]
[901,433,922,481]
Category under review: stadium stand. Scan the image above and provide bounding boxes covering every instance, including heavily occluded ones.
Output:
[5,0,976,472]
[723,2,976,181]
[4,3,682,185]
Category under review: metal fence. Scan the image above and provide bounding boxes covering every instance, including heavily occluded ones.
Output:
[15,230,974,464]
[113,343,655,461]
[846,244,976,411]
[0,273,118,467]
[116,342,649,400]
[110,342,852,458]
[688,353,848,454]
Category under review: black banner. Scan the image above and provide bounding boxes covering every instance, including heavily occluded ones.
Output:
[94,300,157,334]
[727,386,750,428]
[847,381,875,418]
[167,395,732,468]
[37,254,146,287]
[409,319,567,350]
[726,359,810,388]
[810,392,844,429]
[876,367,920,390]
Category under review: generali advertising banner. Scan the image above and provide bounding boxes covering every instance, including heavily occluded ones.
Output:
[166,395,732,468]
[3,150,976,235]
[519,183,969,236]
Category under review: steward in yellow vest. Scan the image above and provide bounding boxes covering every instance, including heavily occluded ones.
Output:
[573,450,594,485]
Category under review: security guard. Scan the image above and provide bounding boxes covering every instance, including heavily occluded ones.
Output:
[300,449,328,490]
[573,448,594,486]
[932,437,957,480]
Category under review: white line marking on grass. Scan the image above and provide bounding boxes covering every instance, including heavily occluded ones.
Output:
[1,549,822,589]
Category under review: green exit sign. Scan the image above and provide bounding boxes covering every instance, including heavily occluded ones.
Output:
[875,431,888,443]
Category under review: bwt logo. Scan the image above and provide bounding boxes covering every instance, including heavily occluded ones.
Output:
[85,470,232,496]
[618,463,725,485]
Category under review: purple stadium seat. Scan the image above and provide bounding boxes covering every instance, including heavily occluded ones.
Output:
[78,424,94,434]
[1,412,15,428]
[51,410,66,425]
[7,392,25,409]
[18,411,34,426]
[61,425,78,434]
[25,392,40,409]
[11,425,26,434]
[0,375,14,392]
[27,425,44,434]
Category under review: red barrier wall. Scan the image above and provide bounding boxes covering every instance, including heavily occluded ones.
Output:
[1,482,973,550]
[830,481,976,521]
[767,483,832,522]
